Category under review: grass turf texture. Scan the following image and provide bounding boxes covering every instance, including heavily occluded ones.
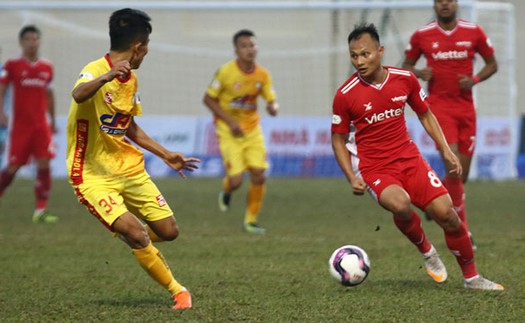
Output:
[1,178,524,322]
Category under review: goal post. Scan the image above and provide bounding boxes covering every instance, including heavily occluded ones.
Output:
[0,1,517,179]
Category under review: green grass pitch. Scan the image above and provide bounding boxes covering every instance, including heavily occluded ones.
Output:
[1,178,524,322]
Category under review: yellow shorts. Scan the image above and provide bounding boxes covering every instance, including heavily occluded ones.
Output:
[72,171,173,231]
[217,124,268,176]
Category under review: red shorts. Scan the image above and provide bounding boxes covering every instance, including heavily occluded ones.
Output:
[429,96,476,156]
[362,154,448,210]
[8,126,55,165]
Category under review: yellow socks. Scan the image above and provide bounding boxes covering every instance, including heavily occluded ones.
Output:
[132,241,183,295]
[222,177,231,193]
[244,183,265,223]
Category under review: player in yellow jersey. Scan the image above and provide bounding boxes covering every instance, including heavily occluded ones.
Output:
[203,29,279,234]
[66,8,199,310]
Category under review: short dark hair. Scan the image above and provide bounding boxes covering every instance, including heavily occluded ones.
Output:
[109,8,152,51]
[233,29,255,46]
[347,23,380,44]
[19,25,41,40]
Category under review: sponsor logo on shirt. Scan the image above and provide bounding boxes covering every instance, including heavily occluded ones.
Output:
[456,41,472,47]
[391,95,407,103]
[20,77,47,87]
[364,108,403,125]
[431,50,468,60]
[99,112,130,135]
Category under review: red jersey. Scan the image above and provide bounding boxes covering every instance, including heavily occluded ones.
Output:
[405,19,494,99]
[331,67,429,172]
[0,57,53,129]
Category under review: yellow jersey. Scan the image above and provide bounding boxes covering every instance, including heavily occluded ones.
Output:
[66,54,144,184]
[206,60,277,133]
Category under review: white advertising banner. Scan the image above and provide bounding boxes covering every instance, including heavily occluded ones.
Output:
[9,115,518,180]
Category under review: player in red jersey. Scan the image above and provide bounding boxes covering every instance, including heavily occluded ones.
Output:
[0,25,58,223]
[403,0,498,249]
[332,23,502,290]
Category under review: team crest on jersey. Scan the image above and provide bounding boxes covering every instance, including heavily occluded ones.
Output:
[255,82,262,89]
[234,82,241,90]
[364,102,373,111]
[39,72,50,79]
[156,195,167,207]
[104,92,113,104]
[432,42,439,49]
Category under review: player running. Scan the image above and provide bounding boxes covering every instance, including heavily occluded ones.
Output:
[331,23,503,290]
[0,25,57,223]
[66,8,199,309]
[203,29,279,234]
[402,0,498,249]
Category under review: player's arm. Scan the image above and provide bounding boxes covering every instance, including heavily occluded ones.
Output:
[72,60,131,103]
[126,118,200,178]
[0,83,8,128]
[417,110,462,176]
[402,57,432,82]
[331,132,367,195]
[203,93,243,137]
[46,87,57,133]
[262,74,279,116]
[458,55,498,91]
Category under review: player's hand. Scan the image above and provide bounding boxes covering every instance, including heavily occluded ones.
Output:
[0,110,8,128]
[443,149,463,176]
[420,67,433,81]
[163,152,201,179]
[349,177,367,196]
[267,102,279,116]
[458,74,475,91]
[228,121,244,137]
[107,60,131,81]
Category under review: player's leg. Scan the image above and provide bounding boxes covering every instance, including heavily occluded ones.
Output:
[32,158,58,223]
[123,173,192,309]
[31,129,57,223]
[425,194,503,290]
[244,167,266,234]
[0,164,21,198]
[0,130,29,199]
[217,130,245,212]
[378,183,446,283]
[243,126,269,234]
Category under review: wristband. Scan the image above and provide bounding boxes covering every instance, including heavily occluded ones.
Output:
[472,75,481,84]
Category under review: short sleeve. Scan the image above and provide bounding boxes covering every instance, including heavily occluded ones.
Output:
[407,73,429,115]
[261,71,277,103]
[331,91,351,134]
[405,31,422,61]
[475,25,495,58]
[206,68,223,98]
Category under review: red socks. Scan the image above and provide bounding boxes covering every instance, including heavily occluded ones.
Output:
[443,176,467,226]
[35,168,51,210]
[0,169,15,197]
[393,212,432,254]
[444,222,478,279]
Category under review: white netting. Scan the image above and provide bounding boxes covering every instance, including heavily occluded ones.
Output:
[0,1,513,119]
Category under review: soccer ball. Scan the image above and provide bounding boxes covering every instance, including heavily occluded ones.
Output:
[328,245,370,287]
